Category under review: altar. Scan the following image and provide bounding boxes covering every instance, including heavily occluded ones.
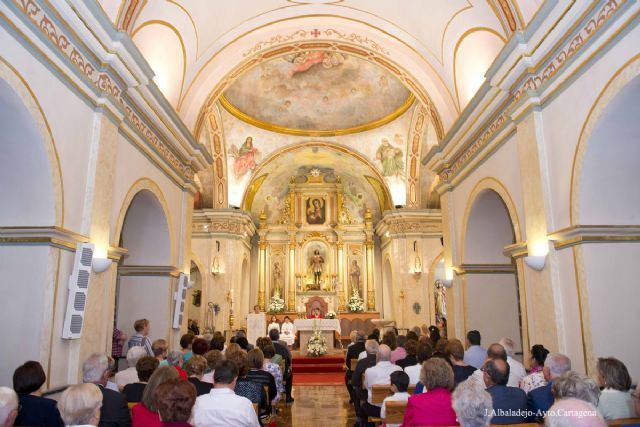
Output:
[294,319,341,352]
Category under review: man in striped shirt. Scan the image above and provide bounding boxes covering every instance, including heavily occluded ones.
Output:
[126,318,153,356]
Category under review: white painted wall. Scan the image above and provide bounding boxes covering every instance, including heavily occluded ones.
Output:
[582,243,640,381]
[465,274,522,354]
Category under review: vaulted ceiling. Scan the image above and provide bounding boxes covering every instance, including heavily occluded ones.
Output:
[99,0,543,211]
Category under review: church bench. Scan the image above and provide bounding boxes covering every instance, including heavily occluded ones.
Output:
[383,400,408,424]
[608,418,640,426]
[350,358,358,371]
[371,384,418,404]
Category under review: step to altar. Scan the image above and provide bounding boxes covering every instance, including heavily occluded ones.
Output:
[292,355,344,373]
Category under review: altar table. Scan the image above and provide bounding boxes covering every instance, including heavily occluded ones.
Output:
[294,319,341,351]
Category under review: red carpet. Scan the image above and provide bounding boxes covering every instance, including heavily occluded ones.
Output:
[292,355,344,373]
[293,372,345,385]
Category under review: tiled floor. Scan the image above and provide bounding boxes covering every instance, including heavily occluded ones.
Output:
[278,384,357,427]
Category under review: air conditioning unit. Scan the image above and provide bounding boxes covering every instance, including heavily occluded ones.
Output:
[62,243,94,339]
[172,273,189,329]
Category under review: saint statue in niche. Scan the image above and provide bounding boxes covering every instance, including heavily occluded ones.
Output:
[306,197,325,224]
[309,250,324,289]
[272,261,282,294]
[434,279,447,320]
[229,136,259,178]
[349,260,361,294]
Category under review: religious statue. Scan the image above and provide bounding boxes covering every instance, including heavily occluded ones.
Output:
[376,137,404,177]
[306,198,325,224]
[309,249,324,288]
[272,261,282,294]
[349,260,361,293]
[434,279,447,319]
[229,136,259,178]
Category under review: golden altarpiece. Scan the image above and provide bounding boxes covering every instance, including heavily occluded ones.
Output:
[256,170,376,314]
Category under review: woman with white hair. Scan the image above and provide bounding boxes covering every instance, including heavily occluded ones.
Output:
[57,384,102,427]
[452,380,493,427]
[0,386,19,427]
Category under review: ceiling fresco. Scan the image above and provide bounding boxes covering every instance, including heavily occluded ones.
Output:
[221,104,414,208]
[222,51,412,133]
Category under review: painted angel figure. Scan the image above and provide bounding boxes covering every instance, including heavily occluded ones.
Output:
[229,136,259,178]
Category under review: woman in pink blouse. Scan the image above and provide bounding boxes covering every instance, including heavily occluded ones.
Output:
[402,358,458,426]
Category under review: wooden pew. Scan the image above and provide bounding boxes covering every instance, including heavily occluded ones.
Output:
[383,400,408,425]
[350,358,358,372]
[608,418,640,426]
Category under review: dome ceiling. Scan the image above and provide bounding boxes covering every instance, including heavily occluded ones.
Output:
[221,50,412,135]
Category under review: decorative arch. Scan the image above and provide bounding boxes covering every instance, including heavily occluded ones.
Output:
[570,53,640,225]
[240,142,394,213]
[113,178,175,263]
[0,58,64,226]
[179,14,457,138]
[460,177,522,262]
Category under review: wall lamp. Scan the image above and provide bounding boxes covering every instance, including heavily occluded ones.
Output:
[92,257,112,273]
[524,239,548,271]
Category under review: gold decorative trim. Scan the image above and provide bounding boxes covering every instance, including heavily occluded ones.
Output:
[219,93,415,137]
[0,226,89,251]
[117,265,180,277]
[456,263,516,274]
[452,27,507,110]
[503,241,528,259]
[240,142,393,212]
[243,174,268,212]
[131,20,187,104]
[459,177,522,263]
[570,53,640,226]
[549,225,640,250]
[11,0,196,182]
[191,35,446,141]
[298,231,333,247]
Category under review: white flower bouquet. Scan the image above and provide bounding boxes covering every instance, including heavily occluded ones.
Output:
[306,321,327,357]
[267,289,285,314]
[325,311,337,319]
[347,288,365,312]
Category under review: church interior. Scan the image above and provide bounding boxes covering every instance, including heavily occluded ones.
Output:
[0,0,639,426]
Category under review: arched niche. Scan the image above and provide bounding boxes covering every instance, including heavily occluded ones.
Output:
[115,188,174,345]
[570,60,640,379]
[462,188,523,358]
[0,67,63,386]
[188,261,203,329]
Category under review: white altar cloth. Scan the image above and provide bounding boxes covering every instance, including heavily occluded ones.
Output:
[293,319,341,334]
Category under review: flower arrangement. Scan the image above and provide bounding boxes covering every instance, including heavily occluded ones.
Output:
[347,288,365,312]
[306,321,327,357]
[267,289,285,314]
[325,311,337,319]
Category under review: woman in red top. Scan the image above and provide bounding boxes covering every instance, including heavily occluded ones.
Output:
[132,366,179,427]
[402,358,459,426]
[310,308,324,319]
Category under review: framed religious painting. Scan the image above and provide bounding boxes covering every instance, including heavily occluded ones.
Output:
[306,197,326,225]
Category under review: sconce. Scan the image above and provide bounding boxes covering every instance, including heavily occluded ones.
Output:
[442,265,454,288]
[211,240,221,276]
[412,240,422,278]
[524,255,546,271]
[524,239,548,271]
[92,257,112,273]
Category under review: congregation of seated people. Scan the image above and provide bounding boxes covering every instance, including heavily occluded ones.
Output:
[1,320,638,427]
[0,318,296,427]
[344,325,639,427]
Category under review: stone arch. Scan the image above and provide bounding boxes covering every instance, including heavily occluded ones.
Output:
[0,58,63,226]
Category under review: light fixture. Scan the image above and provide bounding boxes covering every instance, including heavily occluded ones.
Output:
[524,255,546,271]
[92,257,112,273]
[525,239,548,271]
[442,265,454,287]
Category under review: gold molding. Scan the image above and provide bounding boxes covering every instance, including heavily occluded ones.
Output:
[503,241,528,259]
[456,263,516,274]
[0,226,89,251]
[117,265,180,277]
[239,142,393,213]
[549,225,640,250]
[130,19,187,104]
[459,177,522,263]
[219,93,415,137]
[569,52,640,226]
[452,27,507,111]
